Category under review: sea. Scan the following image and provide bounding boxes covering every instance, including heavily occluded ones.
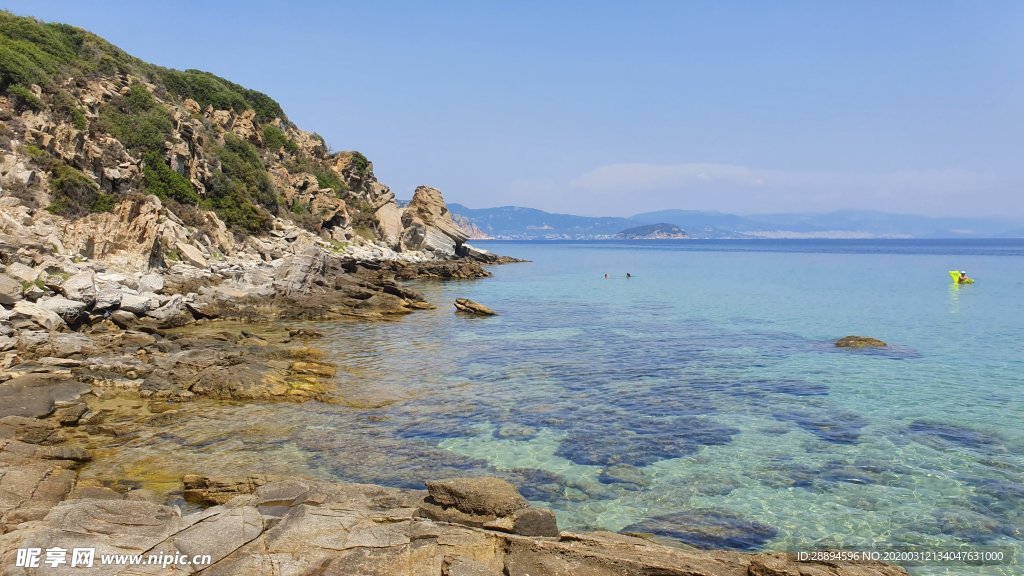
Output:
[84,239,1024,575]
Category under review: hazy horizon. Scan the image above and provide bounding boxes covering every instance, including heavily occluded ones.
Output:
[5,1,1022,219]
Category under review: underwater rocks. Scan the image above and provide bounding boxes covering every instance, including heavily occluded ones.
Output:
[556,415,739,467]
[906,420,1006,452]
[621,509,779,551]
[835,335,887,348]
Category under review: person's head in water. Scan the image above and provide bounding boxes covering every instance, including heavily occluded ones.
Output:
[626,272,632,278]
[604,273,608,279]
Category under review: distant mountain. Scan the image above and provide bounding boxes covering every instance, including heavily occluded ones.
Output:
[616,223,688,239]
[448,204,1024,240]
[633,209,1022,239]
[446,203,638,239]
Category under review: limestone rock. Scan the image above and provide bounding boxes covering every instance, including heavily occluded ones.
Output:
[118,293,151,316]
[138,272,165,294]
[175,241,208,268]
[0,374,91,419]
[835,335,887,348]
[58,271,97,305]
[12,301,66,331]
[38,296,88,324]
[0,273,22,305]
[455,298,497,316]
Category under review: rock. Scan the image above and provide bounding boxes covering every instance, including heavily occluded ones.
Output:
[426,477,528,517]
[12,301,66,331]
[835,335,887,348]
[175,241,208,268]
[61,196,163,272]
[400,185,470,255]
[118,292,151,315]
[0,374,91,419]
[94,288,122,310]
[4,262,38,284]
[38,296,88,324]
[621,509,778,551]
[182,474,269,506]
[512,507,559,537]
[58,271,96,305]
[0,273,21,305]
[138,272,165,294]
[455,298,497,316]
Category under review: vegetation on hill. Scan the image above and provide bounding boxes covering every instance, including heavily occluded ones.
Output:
[0,11,380,237]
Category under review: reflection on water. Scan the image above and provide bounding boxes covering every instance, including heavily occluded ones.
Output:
[81,241,1024,576]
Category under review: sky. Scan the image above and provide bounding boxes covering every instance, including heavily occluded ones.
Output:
[4,1,1023,219]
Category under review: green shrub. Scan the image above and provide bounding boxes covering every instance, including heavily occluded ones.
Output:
[159,68,284,123]
[0,12,137,89]
[94,81,174,155]
[349,151,371,179]
[52,90,86,129]
[46,161,112,217]
[262,125,298,153]
[219,134,277,211]
[7,84,43,112]
[202,171,272,234]
[142,152,199,204]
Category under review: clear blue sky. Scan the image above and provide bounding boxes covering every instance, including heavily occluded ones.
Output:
[4,1,1022,218]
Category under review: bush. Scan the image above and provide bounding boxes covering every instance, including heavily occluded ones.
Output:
[262,125,298,154]
[219,134,277,211]
[142,152,199,204]
[0,12,137,89]
[52,90,86,129]
[7,84,43,112]
[159,68,284,123]
[94,81,174,155]
[349,151,371,179]
[46,161,112,217]
[202,171,272,234]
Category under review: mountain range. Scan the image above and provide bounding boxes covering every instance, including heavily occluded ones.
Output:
[444,204,1024,240]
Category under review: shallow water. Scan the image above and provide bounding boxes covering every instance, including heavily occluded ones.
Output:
[81,239,1024,575]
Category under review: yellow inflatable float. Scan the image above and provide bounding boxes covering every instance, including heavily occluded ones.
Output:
[949,270,974,284]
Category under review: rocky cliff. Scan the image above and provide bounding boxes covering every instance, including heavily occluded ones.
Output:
[0,11,473,271]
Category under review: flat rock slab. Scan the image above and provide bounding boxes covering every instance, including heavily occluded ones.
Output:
[426,477,527,517]
[0,374,91,419]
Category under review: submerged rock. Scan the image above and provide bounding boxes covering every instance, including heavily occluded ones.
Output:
[455,298,497,316]
[621,509,779,551]
[835,335,887,348]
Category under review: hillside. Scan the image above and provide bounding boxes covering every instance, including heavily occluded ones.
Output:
[447,203,638,239]
[0,11,479,260]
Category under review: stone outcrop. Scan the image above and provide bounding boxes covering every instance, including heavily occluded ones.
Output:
[401,186,470,256]
[454,298,497,316]
[0,474,908,576]
[835,335,887,348]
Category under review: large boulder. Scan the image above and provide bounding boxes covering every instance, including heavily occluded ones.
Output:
[426,477,528,517]
[58,271,97,306]
[11,301,66,331]
[61,196,164,272]
[0,272,21,305]
[38,296,88,324]
[400,185,469,256]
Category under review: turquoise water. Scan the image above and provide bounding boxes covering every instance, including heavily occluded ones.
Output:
[88,240,1024,574]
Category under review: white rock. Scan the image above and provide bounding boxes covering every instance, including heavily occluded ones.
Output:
[39,296,88,323]
[175,242,208,268]
[60,271,97,304]
[118,293,151,316]
[13,301,66,331]
[138,273,165,294]
[95,289,122,310]
[5,262,39,283]
[0,272,22,305]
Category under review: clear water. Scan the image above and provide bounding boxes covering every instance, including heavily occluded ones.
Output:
[82,240,1024,575]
